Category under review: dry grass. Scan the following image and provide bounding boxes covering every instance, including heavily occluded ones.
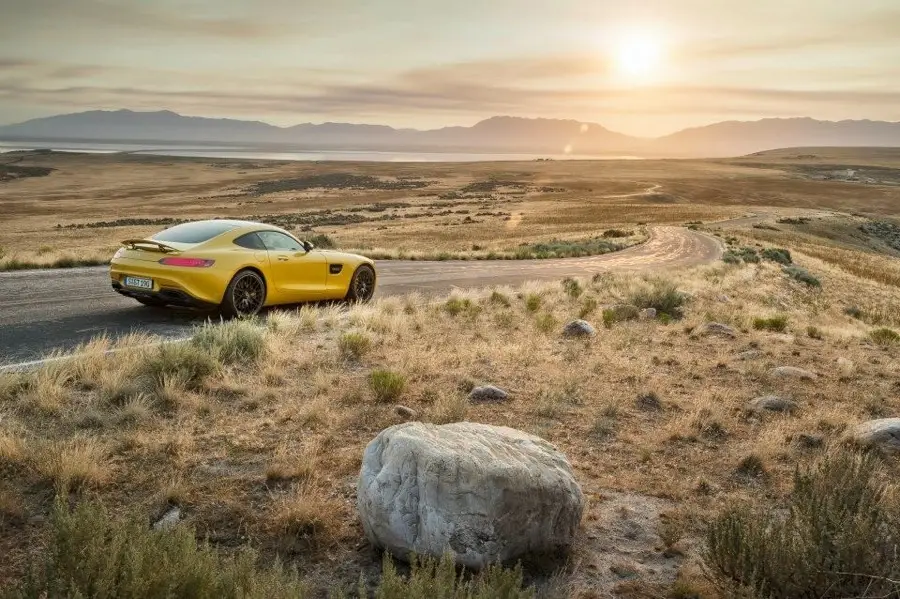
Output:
[30,437,109,493]
[14,150,900,268]
[1,229,899,594]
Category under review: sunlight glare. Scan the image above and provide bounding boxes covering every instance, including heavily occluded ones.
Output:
[613,30,664,82]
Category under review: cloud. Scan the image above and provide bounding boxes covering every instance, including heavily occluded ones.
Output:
[0,0,281,39]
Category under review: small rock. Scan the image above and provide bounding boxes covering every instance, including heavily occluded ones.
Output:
[849,418,900,453]
[746,395,798,414]
[394,405,418,420]
[770,366,817,380]
[695,322,738,338]
[737,349,763,360]
[153,506,181,530]
[468,385,509,402]
[636,392,662,411]
[562,319,596,338]
[717,294,730,303]
[793,433,824,449]
[639,308,657,320]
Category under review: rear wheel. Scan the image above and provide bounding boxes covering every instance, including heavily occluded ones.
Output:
[221,270,266,318]
[346,264,376,303]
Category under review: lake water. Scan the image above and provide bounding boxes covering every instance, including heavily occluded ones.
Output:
[0,140,643,162]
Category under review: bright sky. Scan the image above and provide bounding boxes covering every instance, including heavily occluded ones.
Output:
[1,0,898,136]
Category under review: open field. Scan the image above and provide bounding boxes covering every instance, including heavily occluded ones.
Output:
[2,148,900,268]
[1,147,900,597]
[1,247,899,596]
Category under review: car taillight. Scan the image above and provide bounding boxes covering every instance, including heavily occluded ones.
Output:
[158,257,215,267]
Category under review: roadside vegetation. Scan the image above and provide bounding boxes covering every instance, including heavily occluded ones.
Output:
[1,248,898,597]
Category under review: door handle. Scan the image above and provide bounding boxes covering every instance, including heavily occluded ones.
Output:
[277,256,289,261]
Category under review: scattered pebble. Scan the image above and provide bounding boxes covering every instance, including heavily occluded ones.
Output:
[468,385,510,402]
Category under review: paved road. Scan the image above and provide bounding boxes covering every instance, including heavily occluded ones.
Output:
[0,226,720,366]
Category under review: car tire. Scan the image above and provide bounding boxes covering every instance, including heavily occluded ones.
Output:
[221,269,267,318]
[346,264,376,303]
[135,297,166,308]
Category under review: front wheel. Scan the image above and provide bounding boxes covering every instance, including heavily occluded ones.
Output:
[221,270,266,318]
[346,265,376,303]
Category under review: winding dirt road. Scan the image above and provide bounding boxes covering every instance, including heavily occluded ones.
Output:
[0,226,720,366]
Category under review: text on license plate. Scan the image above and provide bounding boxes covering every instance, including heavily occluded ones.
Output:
[124,276,153,290]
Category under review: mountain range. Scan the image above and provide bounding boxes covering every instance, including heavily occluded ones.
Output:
[2,110,900,158]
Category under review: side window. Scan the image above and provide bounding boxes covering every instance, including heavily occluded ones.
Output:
[257,231,302,252]
[233,232,265,250]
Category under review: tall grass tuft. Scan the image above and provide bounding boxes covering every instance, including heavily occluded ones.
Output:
[139,342,219,390]
[369,369,406,403]
[627,279,688,318]
[192,319,266,365]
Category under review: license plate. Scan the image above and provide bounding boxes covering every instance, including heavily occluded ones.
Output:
[124,276,153,290]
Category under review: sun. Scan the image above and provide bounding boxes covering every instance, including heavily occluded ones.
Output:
[613,31,664,81]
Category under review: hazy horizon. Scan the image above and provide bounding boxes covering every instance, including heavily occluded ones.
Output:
[2,0,899,137]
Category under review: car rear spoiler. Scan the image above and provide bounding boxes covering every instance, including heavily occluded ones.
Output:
[120,239,179,253]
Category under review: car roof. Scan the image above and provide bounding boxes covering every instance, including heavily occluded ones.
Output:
[188,219,291,235]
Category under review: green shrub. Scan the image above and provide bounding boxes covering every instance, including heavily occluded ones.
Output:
[369,369,406,403]
[601,304,640,327]
[722,251,741,265]
[348,552,534,599]
[752,315,789,332]
[9,500,308,599]
[12,503,537,599]
[628,279,687,318]
[488,291,510,307]
[760,248,792,265]
[140,342,219,389]
[843,305,863,319]
[338,332,372,359]
[578,297,598,318]
[704,450,900,599]
[192,320,266,365]
[784,266,821,288]
[806,325,824,340]
[306,233,335,249]
[602,229,631,238]
[869,327,900,347]
[561,277,583,298]
[523,294,541,312]
[444,297,480,317]
[534,312,557,333]
[737,247,760,263]
[512,238,622,259]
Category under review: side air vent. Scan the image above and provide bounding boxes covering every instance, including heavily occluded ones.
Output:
[329,264,343,275]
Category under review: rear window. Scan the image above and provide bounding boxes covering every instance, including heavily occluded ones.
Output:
[234,232,266,250]
[153,221,240,244]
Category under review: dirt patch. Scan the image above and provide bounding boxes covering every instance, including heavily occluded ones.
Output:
[572,491,685,596]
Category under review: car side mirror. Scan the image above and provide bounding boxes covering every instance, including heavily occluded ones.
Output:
[302,240,314,252]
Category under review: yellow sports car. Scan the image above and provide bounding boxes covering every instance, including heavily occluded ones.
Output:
[110,220,376,317]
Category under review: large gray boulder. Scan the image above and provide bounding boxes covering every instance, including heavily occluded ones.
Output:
[849,418,900,454]
[357,422,584,569]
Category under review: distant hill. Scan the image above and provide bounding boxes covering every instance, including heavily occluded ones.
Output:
[657,118,900,157]
[2,110,899,158]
